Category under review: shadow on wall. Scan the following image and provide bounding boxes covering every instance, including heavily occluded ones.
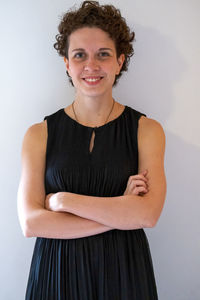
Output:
[114,24,200,300]
[149,132,200,300]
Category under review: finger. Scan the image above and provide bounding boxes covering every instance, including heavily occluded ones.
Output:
[133,179,148,187]
[128,185,148,196]
[127,178,148,185]
[132,189,147,196]
[129,179,148,189]
[128,175,148,183]
[127,180,148,192]
[134,186,148,194]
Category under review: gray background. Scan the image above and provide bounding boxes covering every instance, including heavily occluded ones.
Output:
[0,0,199,299]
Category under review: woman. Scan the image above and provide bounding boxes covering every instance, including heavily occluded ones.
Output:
[17,1,166,299]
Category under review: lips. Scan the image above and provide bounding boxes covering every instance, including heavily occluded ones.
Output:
[82,76,104,85]
[83,76,103,81]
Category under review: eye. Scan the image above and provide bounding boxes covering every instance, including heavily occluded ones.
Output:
[74,52,85,59]
[99,52,110,57]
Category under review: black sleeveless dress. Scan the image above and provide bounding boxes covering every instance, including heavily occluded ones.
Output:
[25,105,158,300]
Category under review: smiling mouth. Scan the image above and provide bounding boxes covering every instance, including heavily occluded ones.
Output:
[83,77,104,82]
[82,77,104,84]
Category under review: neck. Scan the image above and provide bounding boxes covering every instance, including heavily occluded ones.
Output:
[72,97,116,126]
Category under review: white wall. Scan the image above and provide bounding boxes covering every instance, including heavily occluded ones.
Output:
[0,0,199,299]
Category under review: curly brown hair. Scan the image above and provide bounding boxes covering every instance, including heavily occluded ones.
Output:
[54,1,135,86]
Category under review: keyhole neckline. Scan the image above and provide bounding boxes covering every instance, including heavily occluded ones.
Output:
[62,105,128,130]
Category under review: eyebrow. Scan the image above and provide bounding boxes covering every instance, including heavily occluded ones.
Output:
[72,48,114,52]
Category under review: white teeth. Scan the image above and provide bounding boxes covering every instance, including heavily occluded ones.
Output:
[85,78,101,82]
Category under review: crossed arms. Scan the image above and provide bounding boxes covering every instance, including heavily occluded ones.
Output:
[17,116,166,239]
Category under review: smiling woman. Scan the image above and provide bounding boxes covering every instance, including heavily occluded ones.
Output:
[17,1,166,299]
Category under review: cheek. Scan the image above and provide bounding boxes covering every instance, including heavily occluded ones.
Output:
[68,62,82,76]
[105,61,119,74]
[69,70,81,81]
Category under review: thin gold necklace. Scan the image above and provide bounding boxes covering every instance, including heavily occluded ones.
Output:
[71,99,115,128]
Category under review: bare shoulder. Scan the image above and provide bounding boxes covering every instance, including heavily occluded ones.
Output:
[138,115,165,135]
[22,120,47,155]
[138,115,165,149]
[24,120,47,138]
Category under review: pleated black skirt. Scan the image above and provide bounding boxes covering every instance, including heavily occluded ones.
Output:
[25,229,158,300]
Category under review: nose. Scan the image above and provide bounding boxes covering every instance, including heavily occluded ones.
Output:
[83,57,100,72]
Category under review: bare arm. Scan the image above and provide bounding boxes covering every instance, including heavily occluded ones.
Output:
[17,121,114,239]
[46,116,167,230]
[47,191,150,230]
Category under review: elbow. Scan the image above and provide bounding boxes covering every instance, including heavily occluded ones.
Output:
[144,201,163,228]
[140,217,157,229]
[23,228,32,238]
[18,207,35,238]
[144,209,158,228]
[145,212,160,228]
[25,220,36,237]
[18,206,45,238]
[139,213,157,229]
[21,221,32,238]
[146,206,164,228]
[20,217,35,238]
[118,217,156,230]
[145,218,157,228]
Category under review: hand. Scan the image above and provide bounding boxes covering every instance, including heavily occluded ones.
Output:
[45,192,61,211]
[123,170,149,196]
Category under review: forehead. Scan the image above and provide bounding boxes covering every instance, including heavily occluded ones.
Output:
[68,27,115,50]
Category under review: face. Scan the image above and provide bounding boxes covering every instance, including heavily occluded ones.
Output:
[64,27,125,99]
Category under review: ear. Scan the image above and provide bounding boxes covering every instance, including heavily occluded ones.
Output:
[64,57,71,76]
[116,54,125,75]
